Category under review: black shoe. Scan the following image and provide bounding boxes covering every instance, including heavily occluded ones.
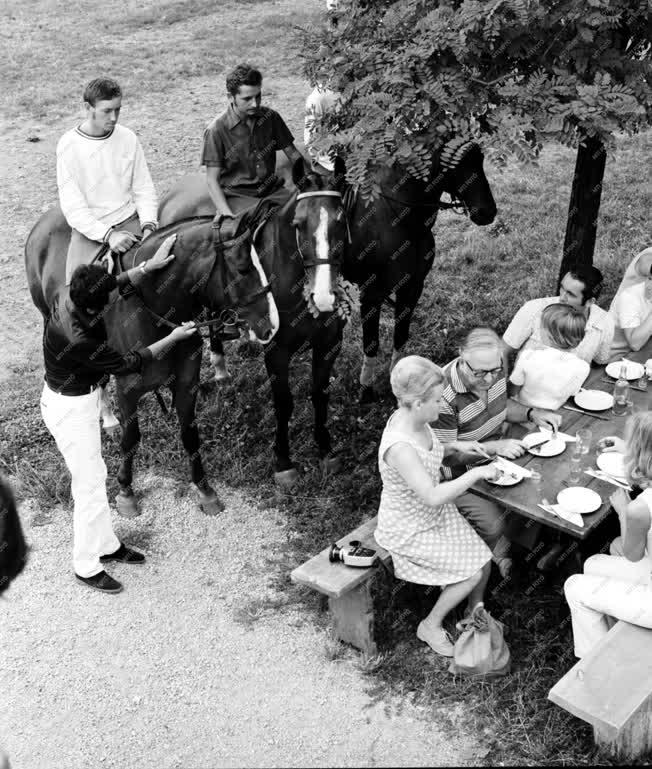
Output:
[100,543,146,565]
[75,570,123,594]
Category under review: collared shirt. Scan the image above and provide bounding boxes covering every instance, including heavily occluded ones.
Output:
[432,357,508,479]
[502,295,614,365]
[200,105,294,197]
[43,273,152,395]
[509,347,590,410]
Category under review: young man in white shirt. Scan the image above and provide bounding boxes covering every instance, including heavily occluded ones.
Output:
[57,77,159,285]
[610,267,652,359]
[503,265,614,365]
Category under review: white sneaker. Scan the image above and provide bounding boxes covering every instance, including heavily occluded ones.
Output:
[416,621,454,657]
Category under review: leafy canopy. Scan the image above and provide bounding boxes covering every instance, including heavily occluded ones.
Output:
[297,0,652,191]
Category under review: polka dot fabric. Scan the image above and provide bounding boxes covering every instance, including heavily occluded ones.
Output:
[375,415,491,586]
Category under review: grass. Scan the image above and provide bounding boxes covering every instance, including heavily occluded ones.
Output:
[3,0,652,764]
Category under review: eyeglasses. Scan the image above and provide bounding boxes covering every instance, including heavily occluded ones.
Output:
[462,359,503,379]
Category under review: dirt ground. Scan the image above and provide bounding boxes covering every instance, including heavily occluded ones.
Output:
[0,2,484,767]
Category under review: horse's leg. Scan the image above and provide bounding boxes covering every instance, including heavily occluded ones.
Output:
[359,288,382,403]
[391,233,435,372]
[312,325,343,475]
[115,380,143,518]
[172,352,224,515]
[99,382,120,434]
[264,345,298,487]
[208,327,230,382]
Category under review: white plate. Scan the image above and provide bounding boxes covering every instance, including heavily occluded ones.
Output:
[596,452,627,479]
[574,389,614,411]
[522,432,566,457]
[486,473,521,487]
[557,487,602,515]
[605,361,645,380]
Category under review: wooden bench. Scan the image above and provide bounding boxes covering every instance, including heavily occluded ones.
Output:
[290,516,392,655]
[549,621,652,759]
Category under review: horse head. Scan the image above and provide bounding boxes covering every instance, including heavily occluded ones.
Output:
[290,156,349,314]
[208,210,279,344]
[432,138,497,226]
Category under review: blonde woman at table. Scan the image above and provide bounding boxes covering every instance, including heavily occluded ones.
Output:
[564,411,652,658]
[375,356,502,657]
[509,304,590,411]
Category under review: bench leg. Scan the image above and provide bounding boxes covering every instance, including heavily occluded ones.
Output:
[329,582,377,656]
[594,698,652,760]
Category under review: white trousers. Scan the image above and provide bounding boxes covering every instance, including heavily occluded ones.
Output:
[564,550,652,658]
[40,384,120,577]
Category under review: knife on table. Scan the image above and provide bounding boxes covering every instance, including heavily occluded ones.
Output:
[562,405,611,421]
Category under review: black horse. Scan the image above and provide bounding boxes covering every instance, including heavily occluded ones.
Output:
[278,137,497,400]
[25,207,277,514]
[159,159,350,485]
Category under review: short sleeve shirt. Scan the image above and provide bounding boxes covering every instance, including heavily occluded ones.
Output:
[432,357,508,479]
[502,295,614,365]
[200,105,294,197]
[610,282,652,359]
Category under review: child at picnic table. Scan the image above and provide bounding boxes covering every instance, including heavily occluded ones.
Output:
[509,304,590,411]
[374,356,504,657]
[564,411,652,658]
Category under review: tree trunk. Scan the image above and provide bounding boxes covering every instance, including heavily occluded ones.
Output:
[557,134,607,289]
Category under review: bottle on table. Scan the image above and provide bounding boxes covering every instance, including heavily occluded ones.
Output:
[613,363,630,416]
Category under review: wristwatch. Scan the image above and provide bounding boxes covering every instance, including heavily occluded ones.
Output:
[526,407,534,422]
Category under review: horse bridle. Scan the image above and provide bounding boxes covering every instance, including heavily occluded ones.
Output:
[293,190,353,320]
[293,190,351,267]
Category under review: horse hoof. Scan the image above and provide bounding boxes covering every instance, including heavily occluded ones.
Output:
[116,491,140,518]
[199,495,224,516]
[359,385,378,405]
[320,455,342,476]
[214,370,231,384]
[274,468,300,488]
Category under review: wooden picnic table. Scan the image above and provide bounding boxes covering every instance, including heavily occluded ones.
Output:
[470,344,652,540]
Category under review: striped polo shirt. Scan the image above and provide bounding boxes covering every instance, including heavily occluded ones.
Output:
[432,357,507,479]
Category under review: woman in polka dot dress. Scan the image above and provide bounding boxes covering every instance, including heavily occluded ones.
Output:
[375,356,499,657]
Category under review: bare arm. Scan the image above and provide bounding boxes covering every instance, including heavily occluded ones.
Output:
[205,167,234,217]
[282,143,306,165]
[623,313,652,351]
[385,442,496,507]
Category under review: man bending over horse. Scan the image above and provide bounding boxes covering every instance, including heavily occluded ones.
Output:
[201,63,306,219]
[57,77,159,285]
[40,236,196,594]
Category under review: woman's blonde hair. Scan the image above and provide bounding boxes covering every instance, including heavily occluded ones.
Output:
[624,411,652,485]
[390,355,444,408]
[541,304,587,350]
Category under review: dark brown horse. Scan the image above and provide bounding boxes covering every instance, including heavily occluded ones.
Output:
[25,206,278,514]
[278,138,497,401]
[159,159,350,485]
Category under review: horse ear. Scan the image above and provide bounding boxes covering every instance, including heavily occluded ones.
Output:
[292,156,309,191]
[333,155,346,190]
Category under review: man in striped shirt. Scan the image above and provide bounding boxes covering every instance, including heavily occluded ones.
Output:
[433,328,561,575]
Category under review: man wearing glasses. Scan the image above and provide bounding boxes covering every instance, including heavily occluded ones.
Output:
[433,327,561,576]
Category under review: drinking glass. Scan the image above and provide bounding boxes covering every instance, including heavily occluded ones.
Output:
[529,462,545,497]
[569,443,583,484]
[576,428,592,456]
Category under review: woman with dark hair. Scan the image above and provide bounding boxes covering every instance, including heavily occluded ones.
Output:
[0,475,27,597]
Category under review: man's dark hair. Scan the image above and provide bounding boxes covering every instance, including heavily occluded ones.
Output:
[83,77,122,106]
[565,265,604,303]
[69,265,117,312]
[226,64,262,97]
[0,475,28,596]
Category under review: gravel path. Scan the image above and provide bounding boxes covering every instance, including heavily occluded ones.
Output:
[1,475,480,768]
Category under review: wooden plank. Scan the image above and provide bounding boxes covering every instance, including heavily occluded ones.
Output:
[549,622,652,742]
[290,516,391,599]
[329,582,377,655]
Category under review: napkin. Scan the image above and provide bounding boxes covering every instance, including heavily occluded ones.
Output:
[539,429,576,443]
[537,502,584,528]
[584,468,631,490]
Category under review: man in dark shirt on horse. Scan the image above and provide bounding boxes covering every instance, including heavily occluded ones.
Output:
[201,63,306,219]
[41,235,197,594]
